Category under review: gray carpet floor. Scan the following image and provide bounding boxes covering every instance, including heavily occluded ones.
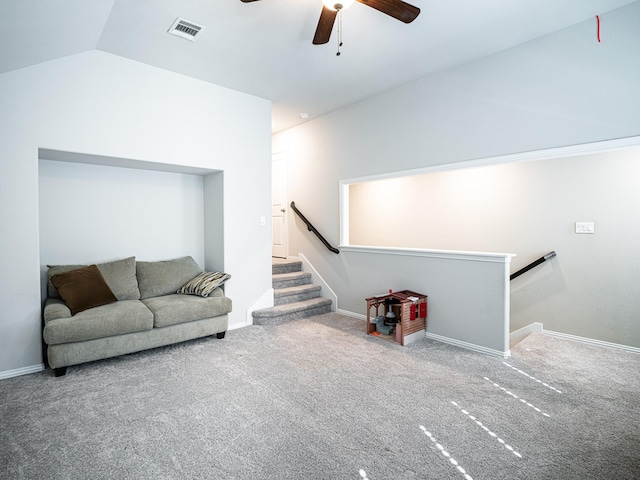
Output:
[1,313,639,479]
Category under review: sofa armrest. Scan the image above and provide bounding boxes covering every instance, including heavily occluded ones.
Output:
[208,287,224,298]
[44,297,72,323]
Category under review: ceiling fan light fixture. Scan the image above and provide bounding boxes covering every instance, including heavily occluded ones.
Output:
[322,0,355,11]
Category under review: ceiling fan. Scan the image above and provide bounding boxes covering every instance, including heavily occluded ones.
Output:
[240,0,420,45]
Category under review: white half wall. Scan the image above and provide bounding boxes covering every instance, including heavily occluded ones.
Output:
[341,247,513,355]
[0,50,272,376]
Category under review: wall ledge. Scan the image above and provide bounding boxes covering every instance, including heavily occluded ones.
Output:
[339,245,515,264]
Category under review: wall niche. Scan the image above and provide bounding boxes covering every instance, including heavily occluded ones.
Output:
[37,149,223,301]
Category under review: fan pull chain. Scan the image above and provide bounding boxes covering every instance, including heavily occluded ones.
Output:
[336,9,343,56]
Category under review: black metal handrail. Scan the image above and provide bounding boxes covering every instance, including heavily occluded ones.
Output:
[510,251,556,281]
[290,201,339,254]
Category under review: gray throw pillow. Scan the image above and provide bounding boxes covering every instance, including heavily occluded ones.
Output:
[136,256,202,299]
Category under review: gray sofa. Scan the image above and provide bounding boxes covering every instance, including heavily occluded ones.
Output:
[43,256,231,376]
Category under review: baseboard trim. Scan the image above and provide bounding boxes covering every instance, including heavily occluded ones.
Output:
[302,306,639,355]
[228,322,247,331]
[403,329,424,346]
[298,253,338,312]
[510,322,544,347]
[246,288,275,325]
[0,363,45,380]
[337,310,511,357]
[543,329,640,354]
[425,332,511,358]
[337,309,366,320]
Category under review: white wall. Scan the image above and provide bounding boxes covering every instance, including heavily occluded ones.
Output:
[39,160,206,268]
[273,3,640,349]
[0,50,272,377]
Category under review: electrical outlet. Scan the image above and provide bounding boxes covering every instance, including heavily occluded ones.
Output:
[260,216,266,226]
[575,222,595,234]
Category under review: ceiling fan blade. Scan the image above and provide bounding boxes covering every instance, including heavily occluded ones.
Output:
[356,0,420,23]
[240,0,262,3]
[313,6,338,45]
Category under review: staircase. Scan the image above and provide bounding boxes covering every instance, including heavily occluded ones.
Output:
[252,258,332,325]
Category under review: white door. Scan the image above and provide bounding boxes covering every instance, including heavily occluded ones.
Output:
[272,151,288,258]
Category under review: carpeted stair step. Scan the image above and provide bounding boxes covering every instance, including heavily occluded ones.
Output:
[274,284,321,306]
[272,271,311,289]
[252,297,332,326]
[272,260,302,275]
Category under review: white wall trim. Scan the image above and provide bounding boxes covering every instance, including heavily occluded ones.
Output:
[0,364,45,380]
[510,322,544,347]
[543,329,640,354]
[298,253,338,311]
[403,330,425,346]
[339,245,515,264]
[425,332,511,358]
[341,135,640,186]
[245,288,274,326]
[336,308,511,357]
[272,150,290,259]
[228,321,248,331]
[39,148,219,176]
[337,309,366,320]
[339,181,350,246]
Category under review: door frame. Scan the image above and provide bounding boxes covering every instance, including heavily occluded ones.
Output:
[271,150,289,258]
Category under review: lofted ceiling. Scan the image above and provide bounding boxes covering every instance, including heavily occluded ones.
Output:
[0,0,636,133]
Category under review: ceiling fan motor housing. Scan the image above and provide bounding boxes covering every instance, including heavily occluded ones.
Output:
[323,0,355,11]
[243,0,420,45]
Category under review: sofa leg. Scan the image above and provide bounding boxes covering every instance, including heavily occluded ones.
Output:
[53,367,67,377]
[216,331,226,339]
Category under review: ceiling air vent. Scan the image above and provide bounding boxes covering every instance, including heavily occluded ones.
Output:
[168,18,204,41]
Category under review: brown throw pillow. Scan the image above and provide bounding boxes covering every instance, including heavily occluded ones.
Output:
[50,264,118,315]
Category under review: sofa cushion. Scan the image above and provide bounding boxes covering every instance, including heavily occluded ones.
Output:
[177,271,231,297]
[51,265,118,315]
[142,292,232,328]
[47,256,140,301]
[43,300,153,345]
[136,256,202,300]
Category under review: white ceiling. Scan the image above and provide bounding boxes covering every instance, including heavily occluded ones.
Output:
[1,0,636,133]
